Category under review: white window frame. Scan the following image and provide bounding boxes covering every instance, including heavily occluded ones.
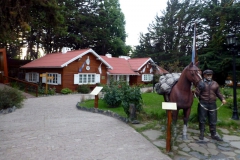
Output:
[25,72,39,83]
[42,73,61,85]
[142,74,153,82]
[74,73,100,84]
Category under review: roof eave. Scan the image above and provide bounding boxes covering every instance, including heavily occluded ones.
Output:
[61,49,113,69]
[20,66,62,69]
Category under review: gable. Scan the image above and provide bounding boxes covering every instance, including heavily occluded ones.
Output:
[128,58,153,71]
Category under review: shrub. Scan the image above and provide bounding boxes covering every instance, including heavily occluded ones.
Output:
[0,87,25,110]
[120,83,143,117]
[102,82,122,108]
[77,85,91,93]
[61,88,72,94]
[37,83,56,95]
[222,87,232,98]
[48,87,56,95]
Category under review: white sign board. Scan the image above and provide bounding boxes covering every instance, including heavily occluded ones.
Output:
[162,102,177,110]
[90,86,103,95]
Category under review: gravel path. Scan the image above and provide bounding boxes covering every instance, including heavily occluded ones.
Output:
[0,94,171,160]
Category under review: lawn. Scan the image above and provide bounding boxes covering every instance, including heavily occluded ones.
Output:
[78,87,240,129]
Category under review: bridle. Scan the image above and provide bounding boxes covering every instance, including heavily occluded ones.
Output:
[187,69,203,86]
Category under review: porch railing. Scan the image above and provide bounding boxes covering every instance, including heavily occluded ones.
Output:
[3,76,38,97]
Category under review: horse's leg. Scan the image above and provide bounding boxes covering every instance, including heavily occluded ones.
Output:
[172,110,178,124]
[182,108,191,140]
[163,94,169,102]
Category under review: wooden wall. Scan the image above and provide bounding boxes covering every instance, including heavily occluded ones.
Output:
[130,63,153,86]
[22,52,109,92]
[63,52,108,91]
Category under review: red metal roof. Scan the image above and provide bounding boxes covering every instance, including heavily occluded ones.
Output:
[100,56,138,75]
[20,49,112,69]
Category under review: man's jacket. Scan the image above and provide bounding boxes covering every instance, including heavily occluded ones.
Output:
[196,80,224,103]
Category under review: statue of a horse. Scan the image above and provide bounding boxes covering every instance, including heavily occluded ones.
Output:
[165,62,202,140]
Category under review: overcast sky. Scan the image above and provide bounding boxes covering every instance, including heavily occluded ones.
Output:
[119,0,168,47]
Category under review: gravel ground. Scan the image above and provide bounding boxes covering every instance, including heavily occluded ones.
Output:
[0,91,171,160]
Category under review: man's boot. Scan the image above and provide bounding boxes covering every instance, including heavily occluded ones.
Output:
[199,123,205,140]
[210,125,223,141]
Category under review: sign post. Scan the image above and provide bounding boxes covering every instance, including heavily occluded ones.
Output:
[162,102,177,152]
[40,72,53,94]
[90,86,103,108]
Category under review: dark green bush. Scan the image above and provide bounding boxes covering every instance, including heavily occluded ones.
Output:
[120,83,143,117]
[77,85,90,93]
[102,80,143,116]
[0,87,25,110]
[61,88,72,94]
[102,82,122,108]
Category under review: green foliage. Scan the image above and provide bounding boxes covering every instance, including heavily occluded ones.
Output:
[79,99,127,118]
[0,87,25,110]
[37,83,56,95]
[77,85,91,94]
[222,87,232,99]
[102,81,122,108]
[132,0,240,85]
[48,87,56,95]
[102,80,143,116]
[1,0,130,58]
[120,82,143,117]
[61,88,72,94]
[10,82,20,90]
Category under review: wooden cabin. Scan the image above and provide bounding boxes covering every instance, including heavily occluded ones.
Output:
[20,48,168,92]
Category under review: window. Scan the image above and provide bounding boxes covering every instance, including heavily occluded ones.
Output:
[74,73,100,84]
[25,72,39,83]
[142,74,153,82]
[47,73,58,84]
[42,73,61,85]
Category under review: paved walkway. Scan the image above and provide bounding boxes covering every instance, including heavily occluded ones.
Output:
[0,93,171,160]
[133,123,240,160]
[2,83,240,160]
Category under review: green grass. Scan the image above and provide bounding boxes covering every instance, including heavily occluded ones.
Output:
[79,99,127,118]
[78,90,240,130]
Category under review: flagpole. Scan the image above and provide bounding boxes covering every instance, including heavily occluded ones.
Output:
[191,22,198,64]
[194,23,198,63]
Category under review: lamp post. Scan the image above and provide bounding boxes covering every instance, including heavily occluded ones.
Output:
[226,33,239,120]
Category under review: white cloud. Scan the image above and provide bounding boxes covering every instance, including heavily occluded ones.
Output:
[119,0,167,46]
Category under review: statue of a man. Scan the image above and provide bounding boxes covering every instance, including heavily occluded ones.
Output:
[195,69,226,141]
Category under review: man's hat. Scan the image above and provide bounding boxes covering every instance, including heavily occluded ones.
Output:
[203,69,213,75]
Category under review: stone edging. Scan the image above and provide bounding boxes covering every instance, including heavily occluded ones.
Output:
[76,102,129,123]
[0,106,17,115]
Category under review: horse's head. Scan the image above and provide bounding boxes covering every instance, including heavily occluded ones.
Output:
[185,61,202,86]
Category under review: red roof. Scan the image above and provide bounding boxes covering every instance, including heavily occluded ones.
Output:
[101,56,138,75]
[128,58,151,71]
[20,48,168,75]
[20,49,112,69]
